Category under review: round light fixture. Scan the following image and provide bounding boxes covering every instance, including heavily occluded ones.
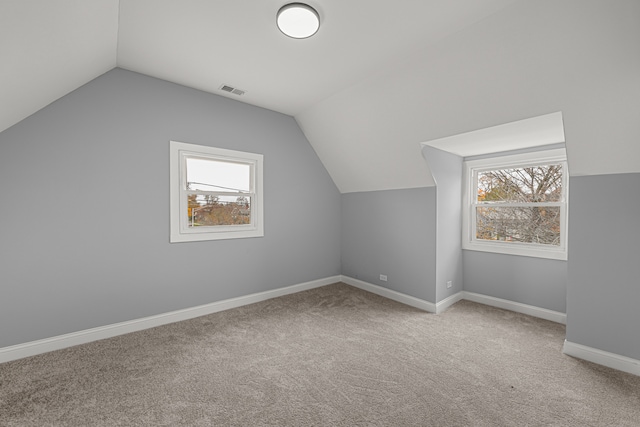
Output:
[277,3,320,39]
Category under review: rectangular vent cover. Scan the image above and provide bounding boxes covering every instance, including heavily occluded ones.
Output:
[219,84,245,96]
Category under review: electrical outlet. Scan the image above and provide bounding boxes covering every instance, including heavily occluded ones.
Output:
[380,274,387,282]
[447,280,452,289]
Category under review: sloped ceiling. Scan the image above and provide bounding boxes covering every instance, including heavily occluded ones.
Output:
[297,0,640,191]
[2,0,639,193]
[0,0,118,136]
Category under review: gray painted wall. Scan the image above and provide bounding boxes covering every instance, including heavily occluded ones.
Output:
[341,188,437,302]
[422,146,463,302]
[566,173,640,360]
[0,68,341,348]
[463,251,567,314]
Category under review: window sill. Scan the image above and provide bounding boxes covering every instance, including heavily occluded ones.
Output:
[463,241,567,261]
[170,228,263,243]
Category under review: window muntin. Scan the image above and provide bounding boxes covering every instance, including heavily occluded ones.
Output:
[170,141,263,242]
[463,149,568,260]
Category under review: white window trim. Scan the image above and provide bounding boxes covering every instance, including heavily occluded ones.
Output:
[462,148,568,260]
[170,141,264,243]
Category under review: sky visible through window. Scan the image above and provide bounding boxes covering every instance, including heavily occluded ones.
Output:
[186,158,250,193]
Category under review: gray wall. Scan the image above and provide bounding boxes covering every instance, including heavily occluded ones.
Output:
[341,188,437,302]
[463,252,567,313]
[422,146,463,302]
[0,68,341,348]
[566,173,640,360]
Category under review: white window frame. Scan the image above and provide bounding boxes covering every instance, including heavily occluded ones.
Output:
[462,148,568,260]
[170,140,263,243]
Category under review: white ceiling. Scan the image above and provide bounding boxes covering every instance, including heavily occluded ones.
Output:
[296,0,640,191]
[0,0,118,136]
[116,0,519,116]
[2,0,639,193]
[1,0,518,135]
[423,112,565,158]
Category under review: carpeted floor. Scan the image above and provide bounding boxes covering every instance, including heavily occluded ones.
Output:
[1,282,639,426]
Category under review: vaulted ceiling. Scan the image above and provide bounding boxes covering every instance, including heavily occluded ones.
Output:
[2,0,639,192]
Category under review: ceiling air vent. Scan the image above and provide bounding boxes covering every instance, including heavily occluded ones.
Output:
[219,84,245,96]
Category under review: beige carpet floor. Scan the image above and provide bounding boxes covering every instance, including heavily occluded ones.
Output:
[1,282,639,426]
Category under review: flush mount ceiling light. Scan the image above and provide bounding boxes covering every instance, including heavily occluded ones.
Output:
[277,3,320,39]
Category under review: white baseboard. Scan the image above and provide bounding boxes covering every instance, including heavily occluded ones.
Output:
[5,276,635,379]
[341,276,437,313]
[0,275,580,366]
[435,291,465,314]
[563,340,640,377]
[0,275,341,364]
[461,291,567,324]
[338,278,566,324]
[339,280,638,377]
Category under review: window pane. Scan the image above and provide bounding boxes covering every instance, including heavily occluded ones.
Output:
[188,194,251,227]
[476,206,560,245]
[186,157,250,193]
[477,164,562,203]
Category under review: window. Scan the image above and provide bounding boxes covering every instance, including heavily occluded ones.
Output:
[170,141,263,242]
[463,149,568,260]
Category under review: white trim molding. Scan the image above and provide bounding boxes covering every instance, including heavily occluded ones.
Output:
[435,292,465,314]
[462,291,566,324]
[0,276,340,364]
[9,276,638,380]
[563,340,640,377]
[0,275,572,365]
[341,276,437,313]
[339,277,567,324]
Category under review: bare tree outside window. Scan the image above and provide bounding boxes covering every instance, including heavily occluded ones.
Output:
[476,164,563,246]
